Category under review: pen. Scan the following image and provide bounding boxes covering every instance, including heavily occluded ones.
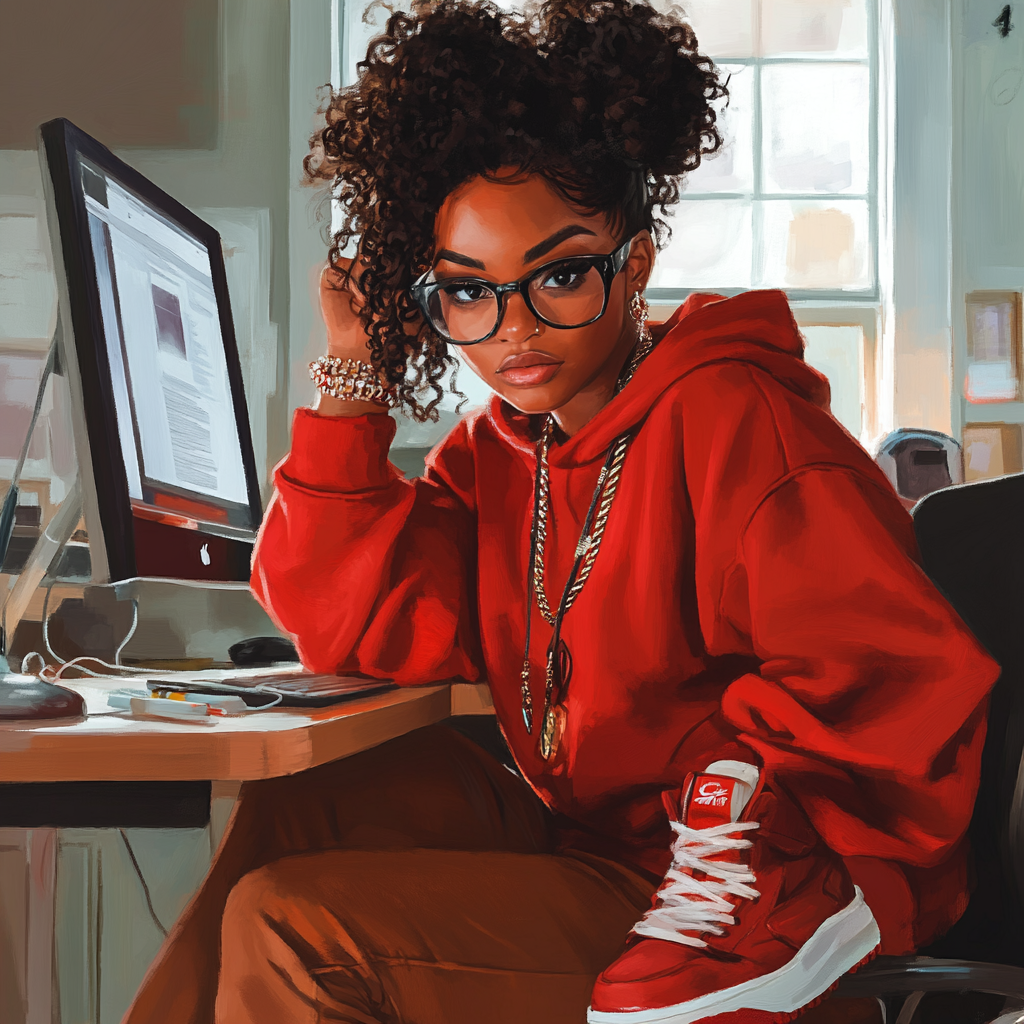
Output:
[151,690,247,714]
[130,696,224,719]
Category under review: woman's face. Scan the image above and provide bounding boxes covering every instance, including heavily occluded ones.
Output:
[430,171,656,423]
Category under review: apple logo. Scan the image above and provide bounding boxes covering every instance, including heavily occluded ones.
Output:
[200,543,211,566]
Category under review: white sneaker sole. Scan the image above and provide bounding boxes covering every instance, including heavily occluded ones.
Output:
[587,886,881,1024]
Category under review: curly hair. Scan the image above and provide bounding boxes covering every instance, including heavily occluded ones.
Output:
[305,0,727,421]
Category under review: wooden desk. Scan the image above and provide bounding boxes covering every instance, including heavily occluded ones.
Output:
[0,676,493,1023]
[0,679,494,783]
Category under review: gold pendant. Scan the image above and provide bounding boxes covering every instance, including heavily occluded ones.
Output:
[540,704,566,761]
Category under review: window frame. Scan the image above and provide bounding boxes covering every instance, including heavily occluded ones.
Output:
[647,0,880,306]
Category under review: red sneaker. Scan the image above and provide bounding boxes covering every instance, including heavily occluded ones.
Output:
[588,760,879,1024]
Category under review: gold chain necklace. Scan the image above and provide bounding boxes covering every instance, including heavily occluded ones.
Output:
[520,312,654,761]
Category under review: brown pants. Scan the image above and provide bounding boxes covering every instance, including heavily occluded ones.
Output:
[123,723,881,1024]
[123,724,654,1024]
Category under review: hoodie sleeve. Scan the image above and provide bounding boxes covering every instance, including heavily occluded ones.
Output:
[682,364,999,870]
[249,408,483,683]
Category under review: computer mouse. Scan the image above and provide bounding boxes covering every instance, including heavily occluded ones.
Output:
[0,674,86,721]
[228,636,300,668]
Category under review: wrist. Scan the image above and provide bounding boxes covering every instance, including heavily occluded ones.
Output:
[309,354,395,412]
[312,391,390,418]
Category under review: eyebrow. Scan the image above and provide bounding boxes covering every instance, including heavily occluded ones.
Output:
[434,249,486,270]
[523,224,598,264]
[433,224,600,275]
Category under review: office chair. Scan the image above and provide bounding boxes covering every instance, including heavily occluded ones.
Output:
[836,472,1024,1022]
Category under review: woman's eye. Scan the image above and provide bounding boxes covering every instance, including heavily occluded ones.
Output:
[538,261,591,291]
[442,283,491,304]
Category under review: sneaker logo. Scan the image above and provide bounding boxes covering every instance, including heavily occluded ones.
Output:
[694,780,731,807]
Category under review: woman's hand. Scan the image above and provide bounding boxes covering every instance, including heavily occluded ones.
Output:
[321,259,373,360]
[314,259,391,417]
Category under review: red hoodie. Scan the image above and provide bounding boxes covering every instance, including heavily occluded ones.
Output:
[252,290,999,954]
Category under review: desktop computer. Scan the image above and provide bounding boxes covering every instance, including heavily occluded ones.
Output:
[40,117,263,585]
[1,119,392,709]
[2,118,279,670]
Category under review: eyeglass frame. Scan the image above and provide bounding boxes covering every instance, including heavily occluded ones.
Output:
[409,236,634,346]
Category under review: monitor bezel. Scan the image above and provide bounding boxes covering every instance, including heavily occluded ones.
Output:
[38,117,263,583]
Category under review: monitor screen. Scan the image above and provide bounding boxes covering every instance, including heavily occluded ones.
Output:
[39,118,262,583]
[81,162,251,512]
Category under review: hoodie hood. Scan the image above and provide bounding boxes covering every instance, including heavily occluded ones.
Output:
[488,289,832,467]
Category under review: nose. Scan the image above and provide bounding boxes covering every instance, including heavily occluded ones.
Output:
[495,290,540,343]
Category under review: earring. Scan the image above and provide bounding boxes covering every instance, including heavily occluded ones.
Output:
[617,292,654,391]
[628,291,650,344]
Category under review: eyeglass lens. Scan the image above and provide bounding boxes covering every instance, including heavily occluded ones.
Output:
[428,257,608,343]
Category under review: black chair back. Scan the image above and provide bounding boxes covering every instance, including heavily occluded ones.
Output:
[913,473,1024,965]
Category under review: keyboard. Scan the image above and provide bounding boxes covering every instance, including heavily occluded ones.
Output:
[142,664,396,707]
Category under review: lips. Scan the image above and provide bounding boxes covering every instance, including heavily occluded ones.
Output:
[497,350,563,387]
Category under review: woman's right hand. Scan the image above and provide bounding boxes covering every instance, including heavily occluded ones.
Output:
[314,258,390,416]
[320,258,373,361]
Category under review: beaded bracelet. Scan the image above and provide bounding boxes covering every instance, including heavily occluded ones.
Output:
[309,355,396,408]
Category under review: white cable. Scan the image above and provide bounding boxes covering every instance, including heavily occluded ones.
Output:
[41,581,63,665]
[53,656,149,681]
[248,688,284,710]
[114,598,139,666]
[23,587,288,713]
[38,593,141,679]
[20,651,46,675]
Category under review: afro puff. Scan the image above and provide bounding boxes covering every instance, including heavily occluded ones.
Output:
[305,0,727,421]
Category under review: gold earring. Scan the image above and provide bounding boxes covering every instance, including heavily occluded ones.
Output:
[628,291,650,343]
[617,292,654,391]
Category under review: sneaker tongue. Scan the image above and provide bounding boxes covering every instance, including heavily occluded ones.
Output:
[685,765,756,829]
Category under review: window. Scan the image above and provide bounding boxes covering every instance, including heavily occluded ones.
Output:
[335,0,889,439]
[645,0,888,442]
[648,0,878,304]
[336,0,879,300]
[0,200,77,528]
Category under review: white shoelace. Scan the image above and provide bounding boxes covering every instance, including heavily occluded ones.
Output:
[632,819,761,948]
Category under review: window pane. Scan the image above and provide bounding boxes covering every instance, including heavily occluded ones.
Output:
[759,199,872,290]
[667,0,755,58]
[762,64,870,194]
[0,351,49,461]
[650,200,752,289]
[344,0,407,85]
[760,0,869,58]
[800,325,864,436]
[683,65,754,195]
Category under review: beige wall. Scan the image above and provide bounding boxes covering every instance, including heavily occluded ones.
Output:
[0,0,294,501]
[0,0,218,150]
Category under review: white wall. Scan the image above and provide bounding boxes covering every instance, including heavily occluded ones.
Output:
[287,0,335,421]
[892,0,954,435]
[889,0,1024,446]
[952,0,1024,439]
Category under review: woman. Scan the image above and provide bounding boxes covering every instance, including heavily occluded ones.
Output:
[125,1,998,1022]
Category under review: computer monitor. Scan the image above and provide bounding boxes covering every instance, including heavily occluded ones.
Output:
[38,118,262,584]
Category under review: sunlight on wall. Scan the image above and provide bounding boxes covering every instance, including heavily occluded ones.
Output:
[801,325,865,437]
[896,346,952,434]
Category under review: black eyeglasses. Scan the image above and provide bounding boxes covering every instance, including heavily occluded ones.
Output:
[410,237,633,346]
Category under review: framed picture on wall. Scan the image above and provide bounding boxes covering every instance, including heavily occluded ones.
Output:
[963,423,1024,481]
[964,291,1022,402]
